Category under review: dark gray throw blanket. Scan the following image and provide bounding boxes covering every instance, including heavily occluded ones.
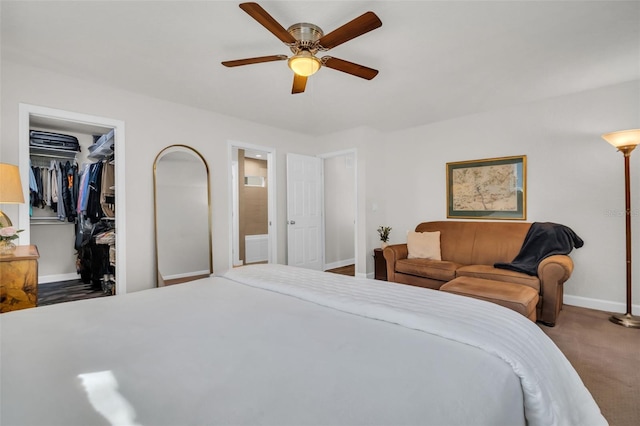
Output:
[494,222,584,276]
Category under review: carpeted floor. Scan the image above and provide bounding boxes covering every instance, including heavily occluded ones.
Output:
[540,305,639,426]
[38,279,112,306]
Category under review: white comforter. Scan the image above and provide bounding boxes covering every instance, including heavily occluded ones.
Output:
[1,264,605,426]
[223,264,606,426]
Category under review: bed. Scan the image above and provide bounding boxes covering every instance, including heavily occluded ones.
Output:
[1,264,606,426]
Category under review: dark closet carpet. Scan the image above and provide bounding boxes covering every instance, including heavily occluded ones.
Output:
[37,279,112,306]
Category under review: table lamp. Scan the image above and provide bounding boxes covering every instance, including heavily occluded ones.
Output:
[0,163,25,228]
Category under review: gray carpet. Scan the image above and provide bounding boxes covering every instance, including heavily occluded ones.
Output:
[540,305,640,426]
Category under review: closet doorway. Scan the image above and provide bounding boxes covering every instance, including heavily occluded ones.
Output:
[18,104,126,303]
[321,150,357,275]
[284,150,358,275]
[229,142,277,268]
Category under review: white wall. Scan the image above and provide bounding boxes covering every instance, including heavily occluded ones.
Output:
[1,60,316,292]
[3,59,639,311]
[369,81,640,310]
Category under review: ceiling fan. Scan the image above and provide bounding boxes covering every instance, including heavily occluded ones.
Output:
[221,2,382,94]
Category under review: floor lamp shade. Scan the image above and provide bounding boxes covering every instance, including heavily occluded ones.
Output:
[0,163,25,227]
[601,129,640,328]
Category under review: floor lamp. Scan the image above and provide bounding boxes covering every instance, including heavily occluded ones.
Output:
[602,129,640,328]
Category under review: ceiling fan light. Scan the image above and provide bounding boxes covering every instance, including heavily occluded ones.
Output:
[288,51,321,77]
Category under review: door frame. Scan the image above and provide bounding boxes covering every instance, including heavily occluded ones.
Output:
[227,140,277,269]
[18,103,127,295]
[319,148,358,274]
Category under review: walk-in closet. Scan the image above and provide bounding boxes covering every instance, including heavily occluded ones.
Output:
[27,114,118,305]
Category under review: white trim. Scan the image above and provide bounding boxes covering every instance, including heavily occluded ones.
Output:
[563,294,640,315]
[363,272,374,279]
[324,258,356,271]
[18,103,127,295]
[230,155,242,267]
[38,273,79,284]
[163,270,211,281]
[227,141,277,271]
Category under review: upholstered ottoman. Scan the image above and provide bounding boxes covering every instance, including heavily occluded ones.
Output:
[440,276,539,322]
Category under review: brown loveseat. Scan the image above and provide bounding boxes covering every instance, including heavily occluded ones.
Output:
[383,221,576,326]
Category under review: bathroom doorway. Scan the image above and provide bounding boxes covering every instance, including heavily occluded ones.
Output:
[229,143,277,268]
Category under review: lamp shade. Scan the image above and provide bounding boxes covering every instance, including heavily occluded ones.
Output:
[288,51,321,77]
[601,129,640,149]
[0,163,25,204]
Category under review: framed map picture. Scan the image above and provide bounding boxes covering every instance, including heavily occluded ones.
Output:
[446,155,526,220]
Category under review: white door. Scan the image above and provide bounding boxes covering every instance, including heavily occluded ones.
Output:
[287,153,323,270]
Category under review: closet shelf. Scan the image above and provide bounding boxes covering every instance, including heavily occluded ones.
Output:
[30,146,77,159]
[88,129,115,161]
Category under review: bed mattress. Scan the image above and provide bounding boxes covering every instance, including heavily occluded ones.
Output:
[0,264,605,426]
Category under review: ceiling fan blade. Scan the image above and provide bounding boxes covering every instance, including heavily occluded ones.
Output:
[292,74,307,94]
[239,2,296,44]
[318,11,382,49]
[222,55,288,67]
[322,57,378,80]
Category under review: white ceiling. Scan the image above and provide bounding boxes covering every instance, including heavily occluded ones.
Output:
[2,1,638,136]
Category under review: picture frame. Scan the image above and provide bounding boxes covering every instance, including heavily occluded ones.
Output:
[446,155,526,220]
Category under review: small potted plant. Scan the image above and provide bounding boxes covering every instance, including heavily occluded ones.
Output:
[377,226,392,249]
[0,226,23,254]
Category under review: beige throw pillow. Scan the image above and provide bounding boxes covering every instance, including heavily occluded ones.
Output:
[407,231,442,260]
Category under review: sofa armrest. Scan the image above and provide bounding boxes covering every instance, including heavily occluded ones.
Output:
[537,255,574,325]
[383,244,408,282]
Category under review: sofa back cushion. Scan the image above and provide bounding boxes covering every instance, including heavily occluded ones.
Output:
[415,221,532,266]
[407,231,442,260]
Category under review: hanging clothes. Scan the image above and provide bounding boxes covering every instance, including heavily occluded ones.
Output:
[61,161,77,222]
[100,161,115,218]
[77,163,91,215]
[86,161,104,223]
[55,162,66,221]
[28,158,81,223]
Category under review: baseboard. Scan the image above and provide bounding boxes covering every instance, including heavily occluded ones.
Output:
[39,273,79,284]
[364,272,374,279]
[324,258,355,271]
[163,270,210,281]
[563,294,640,314]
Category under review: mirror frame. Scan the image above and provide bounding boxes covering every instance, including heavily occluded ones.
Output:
[153,144,213,286]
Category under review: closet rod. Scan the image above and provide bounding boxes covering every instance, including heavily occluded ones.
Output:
[30,152,76,160]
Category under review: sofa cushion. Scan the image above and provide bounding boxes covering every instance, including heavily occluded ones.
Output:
[456,265,540,291]
[407,231,441,260]
[415,221,531,266]
[440,276,539,321]
[395,258,460,282]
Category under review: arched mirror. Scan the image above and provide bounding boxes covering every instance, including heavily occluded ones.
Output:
[153,145,212,286]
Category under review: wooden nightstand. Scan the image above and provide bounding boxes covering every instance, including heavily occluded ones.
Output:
[373,248,387,281]
[0,245,39,313]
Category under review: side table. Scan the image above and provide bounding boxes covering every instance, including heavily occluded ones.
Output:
[373,248,388,281]
[0,245,39,313]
